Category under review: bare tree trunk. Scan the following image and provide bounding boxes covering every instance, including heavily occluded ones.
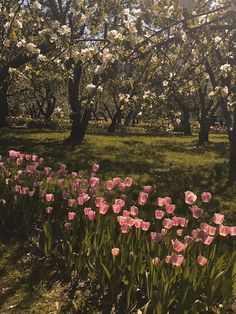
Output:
[107,110,122,133]
[228,109,236,182]
[0,83,9,127]
[181,107,192,136]
[198,118,210,145]
[124,111,133,126]
[68,108,91,143]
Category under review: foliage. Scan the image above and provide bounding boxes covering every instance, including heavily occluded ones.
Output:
[0,149,236,312]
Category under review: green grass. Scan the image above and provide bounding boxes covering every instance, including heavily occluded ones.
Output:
[0,128,235,312]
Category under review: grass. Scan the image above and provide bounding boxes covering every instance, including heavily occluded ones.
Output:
[0,128,235,312]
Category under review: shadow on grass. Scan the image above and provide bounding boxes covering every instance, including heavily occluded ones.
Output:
[0,128,235,219]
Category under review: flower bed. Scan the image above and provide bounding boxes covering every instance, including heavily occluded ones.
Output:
[0,150,235,313]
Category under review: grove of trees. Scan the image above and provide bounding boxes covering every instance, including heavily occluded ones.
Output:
[1,0,236,178]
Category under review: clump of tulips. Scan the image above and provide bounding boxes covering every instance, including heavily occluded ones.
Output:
[0,150,236,313]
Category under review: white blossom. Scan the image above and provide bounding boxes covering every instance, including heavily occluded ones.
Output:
[33,1,42,10]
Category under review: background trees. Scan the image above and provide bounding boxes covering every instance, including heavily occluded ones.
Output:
[1,0,236,177]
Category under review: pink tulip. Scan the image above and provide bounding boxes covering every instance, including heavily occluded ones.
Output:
[111,248,120,256]
[25,154,31,160]
[77,196,85,205]
[32,154,38,161]
[163,218,174,229]
[200,224,216,236]
[203,236,214,245]
[14,185,21,193]
[201,192,212,203]
[152,257,159,265]
[16,158,23,166]
[230,226,236,236]
[70,172,77,179]
[172,239,186,252]
[117,216,127,226]
[119,183,126,191]
[106,180,115,190]
[175,217,188,227]
[141,221,150,231]
[127,217,135,227]
[208,226,217,236]
[68,199,76,207]
[219,225,230,237]
[28,191,35,197]
[124,177,133,187]
[130,206,138,216]
[84,207,91,215]
[170,254,184,266]
[184,235,193,245]
[213,213,225,225]
[150,232,162,243]
[38,157,44,164]
[161,228,168,236]
[45,194,54,202]
[120,224,130,233]
[184,191,197,205]
[134,219,143,228]
[92,164,99,172]
[143,185,152,194]
[59,163,67,171]
[166,204,176,214]
[90,177,100,187]
[190,206,204,218]
[44,167,52,175]
[138,192,148,205]
[113,177,121,185]
[157,197,171,206]
[200,223,211,233]
[115,199,125,208]
[9,150,19,159]
[112,204,122,214]
[87,210,96,221]
[197,255,208,266]
[68,212,76,220]
[82,193,90,202]
[155,210,165,220]
[176,229,183,236]
[123,210,130,217]
[95,197,104,207]
[99,203,109,214]
[45,206,53,214]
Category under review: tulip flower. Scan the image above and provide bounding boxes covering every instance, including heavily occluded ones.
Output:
[201,192,212,203]
[111,248,120,256]
[184,191,197,205]
[197,255,208,266]
[68,212,76,220]
[213,213,225,225]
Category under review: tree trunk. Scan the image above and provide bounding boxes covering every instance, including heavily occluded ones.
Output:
[107,110,122,133]
[0,84,9,128]
[67,108,91,144]
[124,111,133,126]
[181,107,192,136]
[198,115,210,145]
[228,109,236,182]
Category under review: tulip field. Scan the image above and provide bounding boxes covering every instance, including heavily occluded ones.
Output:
[0,130,236,313]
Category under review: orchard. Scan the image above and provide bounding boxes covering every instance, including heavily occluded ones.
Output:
[0,0,236,313]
